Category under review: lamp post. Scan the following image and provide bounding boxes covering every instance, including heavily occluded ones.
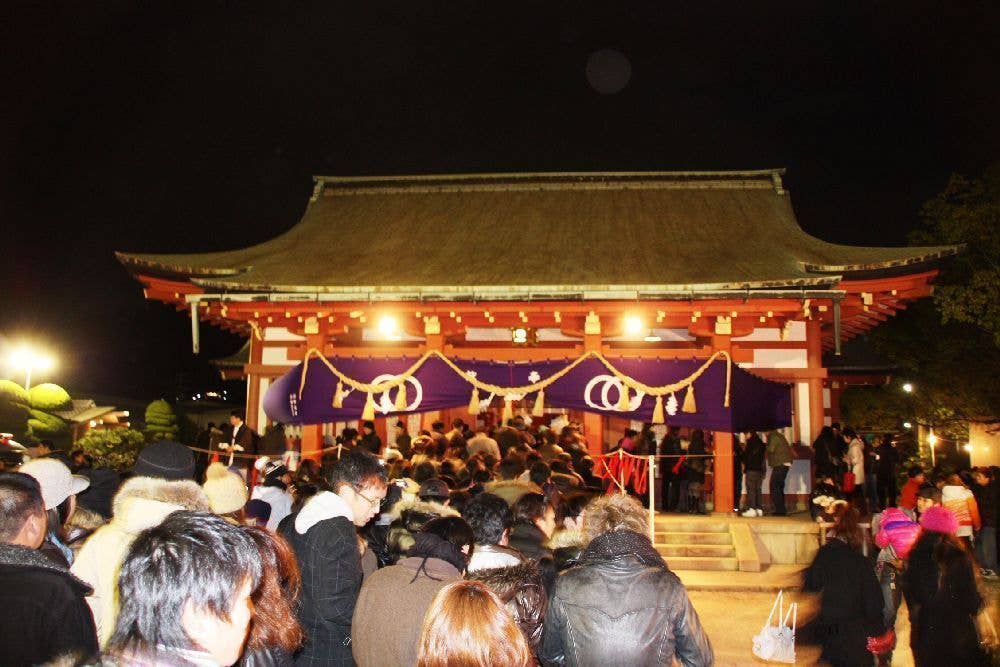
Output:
[928,430,938,468]
[6,346,56,390]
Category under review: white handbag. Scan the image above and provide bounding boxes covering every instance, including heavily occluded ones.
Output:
[752,589,797,664]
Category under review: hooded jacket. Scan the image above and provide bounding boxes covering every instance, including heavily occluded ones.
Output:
[279,490,361,667]
[874,507,921,560]
[467,560,548,650]
[0,542,98,666]
[71,476,209,646]
[384,499,459,563]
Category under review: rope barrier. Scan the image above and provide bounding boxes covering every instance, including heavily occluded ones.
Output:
[185,444,342,459]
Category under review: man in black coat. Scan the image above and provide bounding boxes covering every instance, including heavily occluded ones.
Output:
[280,449,388,666]
[0,472,98,666]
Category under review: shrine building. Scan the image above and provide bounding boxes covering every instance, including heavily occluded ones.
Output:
[117,170,958,512]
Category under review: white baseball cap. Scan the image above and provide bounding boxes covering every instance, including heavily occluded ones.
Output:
[20,458,91,510]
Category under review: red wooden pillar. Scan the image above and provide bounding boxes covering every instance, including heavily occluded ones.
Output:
[244,334,264,432]
[711,334,735,513]
[806,320,825,443]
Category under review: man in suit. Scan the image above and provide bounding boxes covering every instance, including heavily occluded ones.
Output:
[226,411,256,477]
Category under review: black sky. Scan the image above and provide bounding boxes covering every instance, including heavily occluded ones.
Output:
[3,2,999,400]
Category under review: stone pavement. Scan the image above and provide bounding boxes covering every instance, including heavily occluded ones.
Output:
[681,573,1000,666]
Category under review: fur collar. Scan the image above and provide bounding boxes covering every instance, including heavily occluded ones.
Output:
[111,477,209,535]
[0,543,93,595]
[547,528,586,550]
[383,498,459,523]
[295,490,354,534]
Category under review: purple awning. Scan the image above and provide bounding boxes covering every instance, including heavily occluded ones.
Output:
[263,354,791,432]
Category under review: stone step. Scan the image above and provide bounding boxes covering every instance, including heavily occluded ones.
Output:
[654,521,730,533]
[660,555,740,571]
[656,531,733,545]
[657,544,736,558]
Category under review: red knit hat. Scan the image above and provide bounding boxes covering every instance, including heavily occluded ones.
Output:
[919,506,958,534]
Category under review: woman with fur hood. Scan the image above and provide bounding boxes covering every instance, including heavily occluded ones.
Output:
[71,471,209,645]
[385,478,460,564]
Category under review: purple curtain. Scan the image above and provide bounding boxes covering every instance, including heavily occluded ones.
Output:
[263,355,791,432]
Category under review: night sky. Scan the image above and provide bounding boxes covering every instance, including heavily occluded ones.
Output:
[3,2,999,400]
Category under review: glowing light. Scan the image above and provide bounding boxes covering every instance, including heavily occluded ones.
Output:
[902,421,913,429]
[963,443,973,453]
[377,315,399,339]
[928,431,938,447]
[623,315,645,337]
[512,328,529,344]
[5,345,56,389]
[89,420,97,428]
[902,383,914,393]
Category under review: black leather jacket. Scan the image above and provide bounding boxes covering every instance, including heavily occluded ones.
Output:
[539,554,713,666]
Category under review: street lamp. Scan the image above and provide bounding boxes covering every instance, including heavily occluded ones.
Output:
[6,346,55,389]
[902,382,914,393]
[928,430,938,468]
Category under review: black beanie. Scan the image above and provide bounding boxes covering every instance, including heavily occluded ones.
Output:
[132,440,195,480]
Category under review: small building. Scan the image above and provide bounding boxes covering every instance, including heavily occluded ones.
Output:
[117,169,958,511]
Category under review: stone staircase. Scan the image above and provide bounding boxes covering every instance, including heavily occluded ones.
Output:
[653,517,742,571]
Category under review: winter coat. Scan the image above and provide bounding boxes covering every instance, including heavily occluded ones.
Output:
[685,438,707,484]
[742,434,766,473]
[902,530,944,621]
[766,431,793,468]
[811,432,839,478]
[358,432,382,455]
[974,479,998,528]
[942,485,981,537]
[351,556,461,667]
[659,435,683,479]
[71,476,209,646]
[875,443,899,480]
[466,433,501,459]
[239,647,295,667]
[913,575,989,666]
[0,543,98,667]
[251,484,294,532]
[548,528,586,572]
[484,479,543,506]
[874,507,921,560]
[846,438,865,485]
[279,491,363,667]
[467,542,524,572]
[384,499,460,564]
[467,560,548,650]
[539,532,712,667]
[803,538,884,667]
[509,521,556,591]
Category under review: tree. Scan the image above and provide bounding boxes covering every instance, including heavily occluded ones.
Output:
[75,427,144,470]
[143,399,180,442]
[0,379,71,442]
[27,383,71,411]
[914,164,1000,345]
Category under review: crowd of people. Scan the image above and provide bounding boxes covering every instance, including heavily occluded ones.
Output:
[0,416,715,666]
[3,410,998,666]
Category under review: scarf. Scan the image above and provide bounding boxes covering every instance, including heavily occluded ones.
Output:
[578,529,668,571]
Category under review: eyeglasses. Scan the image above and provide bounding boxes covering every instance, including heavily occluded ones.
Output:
[354,487,385,510]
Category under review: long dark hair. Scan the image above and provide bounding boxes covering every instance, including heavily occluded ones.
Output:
[829,502,863,552]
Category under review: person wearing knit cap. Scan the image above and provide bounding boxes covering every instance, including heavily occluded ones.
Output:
[203,462,249,521]
[20,458,90,567]
[132,439,196,480]
[250,457,293,531]
[903,503,959,657]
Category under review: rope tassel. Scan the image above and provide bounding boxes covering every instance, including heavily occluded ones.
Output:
[501,397,513,424]
[652,395,666,424]
[361,392,377,421]
[532,388,545,417]
[617,384,631,411]
[394,382,408,411]
[682,385,697,413]
[332,381,344,408]
[468,388,481,415]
